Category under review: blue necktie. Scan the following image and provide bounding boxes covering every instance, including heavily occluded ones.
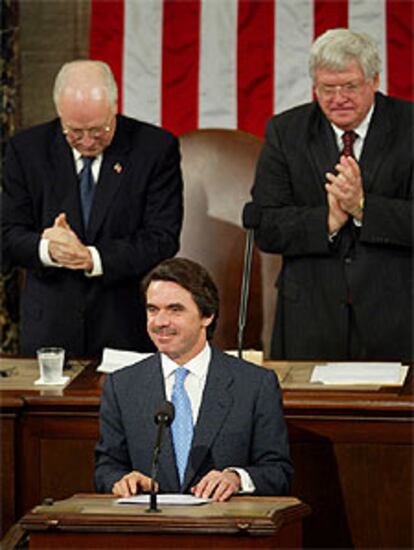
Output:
[79,156,95,228]
[171,367,194,486]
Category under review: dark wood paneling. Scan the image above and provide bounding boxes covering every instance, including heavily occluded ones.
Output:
[0,397,23,538]
[19,413,98,515]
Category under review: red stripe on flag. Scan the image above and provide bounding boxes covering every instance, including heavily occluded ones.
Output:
[89,0,125,112]
[161,0,201,135]
[237,1,274,137]
[314,0,348,39]
[386,0,414,100]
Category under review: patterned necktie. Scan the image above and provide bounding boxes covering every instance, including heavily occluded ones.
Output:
[171,367,194,486]
[79,156,95,228]
[341,130,357,158]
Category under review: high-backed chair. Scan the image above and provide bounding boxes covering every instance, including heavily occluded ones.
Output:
[179,129,281,355]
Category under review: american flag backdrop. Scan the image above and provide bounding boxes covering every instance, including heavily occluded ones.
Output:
[90,0,413,137]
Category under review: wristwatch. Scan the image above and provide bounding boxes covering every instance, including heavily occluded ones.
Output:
[352,195,365,217]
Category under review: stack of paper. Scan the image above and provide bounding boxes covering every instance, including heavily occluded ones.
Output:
[97,348,154,373]
[310,362,408,385]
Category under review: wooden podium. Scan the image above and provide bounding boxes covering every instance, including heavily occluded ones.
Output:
[2,358,412,547]
[19,494,310,549]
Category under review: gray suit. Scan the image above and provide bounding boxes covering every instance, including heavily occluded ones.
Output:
[95,348,293,495]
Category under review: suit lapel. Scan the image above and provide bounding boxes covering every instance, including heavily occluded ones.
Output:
[307,108,339,188]
[359,93,392,193]
[183,350,234,491]
[49,127,84,237]
[86,116,134,242]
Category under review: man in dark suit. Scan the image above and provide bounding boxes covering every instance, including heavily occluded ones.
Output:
[248,29,412,361]
[95,258,293,501]
[2,60,183,356]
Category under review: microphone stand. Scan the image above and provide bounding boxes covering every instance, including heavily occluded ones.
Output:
[146,421,165,513]
[147,455,161,513]
[146,401,174,513]
[237,228,255,359]
[238,202,261,360]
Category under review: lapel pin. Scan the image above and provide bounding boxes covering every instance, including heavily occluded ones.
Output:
[113,162,122,174]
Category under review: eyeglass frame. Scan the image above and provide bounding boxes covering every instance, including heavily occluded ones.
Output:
[61,115,114,141]
[315,79,369,99]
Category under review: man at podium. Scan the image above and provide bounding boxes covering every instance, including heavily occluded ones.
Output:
[95,258,293,501]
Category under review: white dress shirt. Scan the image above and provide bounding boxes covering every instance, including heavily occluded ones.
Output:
[328,102,374,236]
[331,102,374,161]
[39,149,103,276]
[160,343,255,493]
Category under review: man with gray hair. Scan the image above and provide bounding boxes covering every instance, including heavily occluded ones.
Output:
[2,60,183,357]
[248,29,412,361]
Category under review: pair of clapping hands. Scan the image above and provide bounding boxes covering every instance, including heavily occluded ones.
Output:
[42,213,93,272]
[325,155,364,234]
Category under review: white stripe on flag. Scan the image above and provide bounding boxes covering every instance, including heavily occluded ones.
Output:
[198,0,238,129]
[123,0,163,125]
[274,0,314,115]
[348,0,387,94]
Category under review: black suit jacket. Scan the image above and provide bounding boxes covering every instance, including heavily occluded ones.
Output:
[251,93,412,360]
[94,348,293,495]
[2,115,183,356]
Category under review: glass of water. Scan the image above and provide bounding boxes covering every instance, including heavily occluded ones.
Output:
[37,347,65,383]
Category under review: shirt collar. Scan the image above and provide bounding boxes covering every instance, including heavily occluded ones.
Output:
[331,101,375,142]
[161,343,211,380]
[72,148,102,170]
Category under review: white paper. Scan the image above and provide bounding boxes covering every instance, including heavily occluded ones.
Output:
[310,362,408,385]
[116,494,211,506]
[97,348,154,373]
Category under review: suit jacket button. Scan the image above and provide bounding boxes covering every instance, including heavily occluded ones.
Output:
[344,257,352,264]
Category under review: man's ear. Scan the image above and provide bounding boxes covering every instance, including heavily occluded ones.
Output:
[202,315,214,328]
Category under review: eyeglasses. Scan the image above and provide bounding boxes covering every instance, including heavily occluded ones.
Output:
[316,81,366,99]
[62,120,112,140]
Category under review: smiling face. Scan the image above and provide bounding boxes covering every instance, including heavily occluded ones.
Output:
[146,281,214,365]
[314,59,379,130]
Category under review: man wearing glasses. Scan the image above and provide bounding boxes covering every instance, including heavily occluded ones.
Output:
[2,60,183,357]
[248,29,412,361]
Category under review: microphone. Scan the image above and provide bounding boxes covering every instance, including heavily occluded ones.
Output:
[146,401,175,513]
[238,203,262,359]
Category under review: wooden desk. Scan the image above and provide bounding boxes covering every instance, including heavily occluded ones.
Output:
[20,494,310,549]
[0,394,24,541]
[1,358,413,548]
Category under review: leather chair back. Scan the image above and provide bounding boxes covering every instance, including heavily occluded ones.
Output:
[179,129,281,355]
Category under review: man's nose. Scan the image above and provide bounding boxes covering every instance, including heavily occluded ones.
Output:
[153,310,170,325]
[79,132,96,147]
[331,86,349,100]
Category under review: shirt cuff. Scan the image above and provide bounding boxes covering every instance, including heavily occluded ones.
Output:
[39,238,62,267]
[85,246,103,277]
[226,467,255,494]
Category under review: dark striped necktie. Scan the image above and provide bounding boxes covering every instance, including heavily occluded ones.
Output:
[79,156,95,228]
[341,130,357,158]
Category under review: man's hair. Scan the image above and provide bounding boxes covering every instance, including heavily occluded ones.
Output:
[53,60,118,109]
[309,28,381,81]
[142,258,219,340]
